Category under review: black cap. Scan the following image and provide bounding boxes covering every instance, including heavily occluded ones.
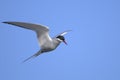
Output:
[56,35,65,41]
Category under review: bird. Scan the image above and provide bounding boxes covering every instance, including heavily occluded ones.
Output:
[3,21,71,62]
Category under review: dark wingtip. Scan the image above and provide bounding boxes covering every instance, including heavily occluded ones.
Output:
[2,22,9,24]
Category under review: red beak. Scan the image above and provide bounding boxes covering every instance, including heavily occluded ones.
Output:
[63,40,67,45]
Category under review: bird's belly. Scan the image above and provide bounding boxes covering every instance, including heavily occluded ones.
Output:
[44,45,56,50]
[41,46,55,53]
[41,43,56,52]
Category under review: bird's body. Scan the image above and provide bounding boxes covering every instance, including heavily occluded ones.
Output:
[3,21,70,62]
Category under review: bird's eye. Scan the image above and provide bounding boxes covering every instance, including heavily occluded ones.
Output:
[56,36,65,41]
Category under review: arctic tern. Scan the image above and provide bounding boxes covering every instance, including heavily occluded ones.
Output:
[3,21,71,62]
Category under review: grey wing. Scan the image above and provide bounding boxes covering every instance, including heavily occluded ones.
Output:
[55,30,72,37]
[3,21,52,47]
[37,31,52,48]
[22,50,42,62]
[3,21,49,32]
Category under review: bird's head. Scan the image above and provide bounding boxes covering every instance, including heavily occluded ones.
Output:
[56,35,67,45]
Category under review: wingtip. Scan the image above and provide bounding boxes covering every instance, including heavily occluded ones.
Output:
[2,21,15,24]
[2,21,9,24]
[22,59,28,63]
[2,22,6,23]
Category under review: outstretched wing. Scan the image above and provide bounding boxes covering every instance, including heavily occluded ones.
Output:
[22,50,42,62]
[3,21,52,47]
[3,21,49,32]
[55,30,72,37]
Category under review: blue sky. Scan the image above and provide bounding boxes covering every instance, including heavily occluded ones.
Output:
[0,0,120,80]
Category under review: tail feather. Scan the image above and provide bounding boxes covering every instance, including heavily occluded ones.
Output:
[22,50,42,63]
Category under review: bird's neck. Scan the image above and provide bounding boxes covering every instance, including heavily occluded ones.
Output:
[52,38,61,48]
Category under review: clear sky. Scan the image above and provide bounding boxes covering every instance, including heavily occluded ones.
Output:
[0,0,120,80]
